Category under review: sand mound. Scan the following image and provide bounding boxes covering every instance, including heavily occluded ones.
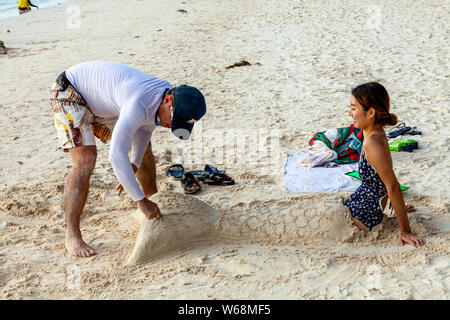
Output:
[127,192,358,264]
[127,192,222,265]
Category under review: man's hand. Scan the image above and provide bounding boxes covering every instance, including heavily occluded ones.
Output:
[137,198,162,220]
[398,232,426,248]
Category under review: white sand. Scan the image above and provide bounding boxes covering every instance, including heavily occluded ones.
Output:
[0,0,449,299]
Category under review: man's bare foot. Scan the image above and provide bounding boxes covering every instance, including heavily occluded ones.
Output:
[65,236,96,258]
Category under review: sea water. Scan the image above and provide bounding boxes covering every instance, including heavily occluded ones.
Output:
[0,0,66,21]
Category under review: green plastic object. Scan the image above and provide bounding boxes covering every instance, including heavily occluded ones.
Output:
[389,139,418,152]
[345,171,409,191]
[389,140,407,151]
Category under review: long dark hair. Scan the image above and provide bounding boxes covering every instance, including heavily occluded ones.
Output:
[352,82,397,127]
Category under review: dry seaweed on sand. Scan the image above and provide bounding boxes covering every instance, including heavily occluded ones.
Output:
[225,60,252,69]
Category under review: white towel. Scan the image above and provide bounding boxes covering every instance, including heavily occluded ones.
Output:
[282,150,361,193]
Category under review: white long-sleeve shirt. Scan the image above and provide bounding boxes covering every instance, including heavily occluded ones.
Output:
[66,61,172,201]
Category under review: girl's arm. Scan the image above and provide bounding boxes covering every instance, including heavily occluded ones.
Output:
[364,138,426,248]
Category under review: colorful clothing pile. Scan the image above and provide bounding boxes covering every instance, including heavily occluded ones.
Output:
[308,124,364,164]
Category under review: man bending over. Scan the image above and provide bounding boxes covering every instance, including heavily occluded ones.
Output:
[50,61,206,257]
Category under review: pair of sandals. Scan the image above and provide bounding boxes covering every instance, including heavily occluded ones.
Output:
[389,139,419,152]
[166,164,235,194]
[388,123,422,139]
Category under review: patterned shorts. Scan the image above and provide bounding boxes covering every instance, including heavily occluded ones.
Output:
[50,72,112,152]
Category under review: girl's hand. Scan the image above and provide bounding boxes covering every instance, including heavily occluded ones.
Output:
[398,232,426,248]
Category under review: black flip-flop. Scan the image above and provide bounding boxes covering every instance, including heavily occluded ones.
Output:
[166,164,184,179]
[407,127,422,135]
[203,172,235,186]
[388,123,412,138]
[181,172,201,194]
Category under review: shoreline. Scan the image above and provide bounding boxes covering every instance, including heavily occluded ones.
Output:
[0,0,67,21]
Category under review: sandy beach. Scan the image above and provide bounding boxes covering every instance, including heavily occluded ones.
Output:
[0,0,449,299]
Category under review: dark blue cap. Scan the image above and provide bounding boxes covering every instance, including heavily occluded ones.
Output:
[171,84,206,140]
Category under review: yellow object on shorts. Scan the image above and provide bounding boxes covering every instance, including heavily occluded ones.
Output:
[92,122,112,144]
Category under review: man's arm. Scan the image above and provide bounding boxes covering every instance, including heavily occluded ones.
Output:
[116,163,137,196]
[117,145,157,198]
[108,100,154,198]
[109,116,146,201]
[109,101,161,219]
[114,125,155,195]
[130,125,153,169]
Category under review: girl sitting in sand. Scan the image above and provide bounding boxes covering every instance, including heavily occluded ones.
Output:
[344,82,425,248]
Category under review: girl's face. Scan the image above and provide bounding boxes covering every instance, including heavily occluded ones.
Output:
[349,95,371,128]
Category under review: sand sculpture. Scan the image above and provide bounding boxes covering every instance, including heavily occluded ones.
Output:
[127,192,358,265]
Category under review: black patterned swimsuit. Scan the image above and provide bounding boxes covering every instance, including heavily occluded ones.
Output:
[344,150,387,230]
